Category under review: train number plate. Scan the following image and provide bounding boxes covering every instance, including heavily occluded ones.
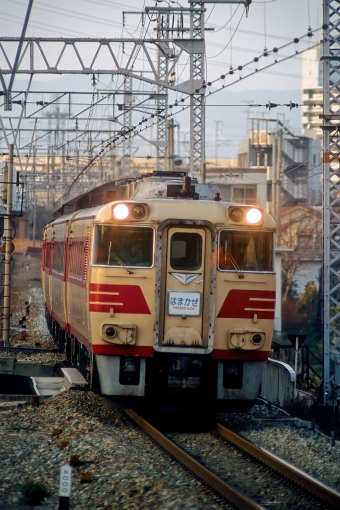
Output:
[168,291,201,316]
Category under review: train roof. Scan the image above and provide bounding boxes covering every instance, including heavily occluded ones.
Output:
[52,179,128,219]
[131,176,220,201]
[51,172,275,229]
[53,172,222,218]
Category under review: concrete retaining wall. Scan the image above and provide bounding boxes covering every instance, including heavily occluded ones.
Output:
[0,358,54,377]
[261,358,296,407]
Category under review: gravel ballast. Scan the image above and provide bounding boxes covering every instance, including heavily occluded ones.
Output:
[0,392,228,509]
[220,407,340,493]
[0,252,339,508]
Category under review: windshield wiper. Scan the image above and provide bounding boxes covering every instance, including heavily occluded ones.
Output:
[227,250,244,279]
[225,241,244,279]
[108,241,134,274]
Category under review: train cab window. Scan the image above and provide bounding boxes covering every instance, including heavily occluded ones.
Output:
[93,225,154,268]
[170,232,202,270]
[218,230,273,272]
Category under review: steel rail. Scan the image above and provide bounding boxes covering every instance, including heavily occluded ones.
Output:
[123,409,263,510]
[217,422,340,509]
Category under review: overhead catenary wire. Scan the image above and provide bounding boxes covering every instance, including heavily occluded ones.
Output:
[64,0,156,167]
[63,28,322,196]
[207,5,242,60]
[0,1,322,193]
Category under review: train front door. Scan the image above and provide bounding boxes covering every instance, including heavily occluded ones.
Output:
[161,226,211,348]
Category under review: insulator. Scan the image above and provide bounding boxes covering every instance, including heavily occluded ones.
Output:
[266,101,278,110]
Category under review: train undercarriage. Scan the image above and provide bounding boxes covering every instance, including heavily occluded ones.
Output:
[47,312,261,413]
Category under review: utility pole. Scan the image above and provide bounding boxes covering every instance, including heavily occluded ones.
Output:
[2,144,13,347]
[271,131,277,220]
[32,131,36,246]
[214,120,222,167]
[275,127,282,246]
[167,118,174,172]
[322,0,340,406]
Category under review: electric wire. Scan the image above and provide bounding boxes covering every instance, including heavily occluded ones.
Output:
[65,0,157,170]
[67,0,154,165]
[38,30,323,197]
[4,0,138,31]
[208,6,243,60]
[211,4,239,34]
[0,2,322,193]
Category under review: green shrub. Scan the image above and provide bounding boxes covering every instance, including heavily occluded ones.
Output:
[16,479,50,505]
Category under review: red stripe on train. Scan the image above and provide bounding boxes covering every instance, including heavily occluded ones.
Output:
[89,283,151,314]
[92,345,154,356]
[217,289,276,319]
[211,349,270,360]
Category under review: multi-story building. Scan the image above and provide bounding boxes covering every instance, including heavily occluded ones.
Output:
[301,46,323,139]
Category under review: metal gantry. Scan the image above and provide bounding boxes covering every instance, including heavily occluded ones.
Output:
[0,2,255,190]
[189,2,206,180]
[322,0,340,406]
[0,34,199,168]
[155,8,170,172]
[122,75,133,174]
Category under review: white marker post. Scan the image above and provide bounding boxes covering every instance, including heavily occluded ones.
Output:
[59,464,72,509]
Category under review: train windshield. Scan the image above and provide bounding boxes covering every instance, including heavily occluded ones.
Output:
[170,232,202,270]
[93,225,154,267]
[218,230,273,272]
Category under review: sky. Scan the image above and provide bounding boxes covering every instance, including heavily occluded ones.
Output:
[0,0,323,160]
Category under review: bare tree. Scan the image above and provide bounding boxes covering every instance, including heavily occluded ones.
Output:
[280,206,322,302]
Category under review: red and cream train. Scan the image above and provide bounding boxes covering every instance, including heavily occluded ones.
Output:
[42,171,276,412]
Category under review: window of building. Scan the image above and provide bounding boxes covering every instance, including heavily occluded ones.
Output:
[298,235,310,248]
[232,185,257,205]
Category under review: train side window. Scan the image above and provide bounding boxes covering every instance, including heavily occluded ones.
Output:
[170,232,202,270]
[93,226,154,268]
[218,230,273,272]
[69,240,85,280]
[52,240,65,274]
[45,242,50,271]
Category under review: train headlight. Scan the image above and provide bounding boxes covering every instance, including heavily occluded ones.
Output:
[131,204,146,219]
[105,326,117,338]
[113,203,129,220]
[112,203,148,221]
[229,207,244,222]
[228,206,264,226]
[230,329,265,350]
[246,208,262,224]
[251,333,263,345]
[102,323,137,345]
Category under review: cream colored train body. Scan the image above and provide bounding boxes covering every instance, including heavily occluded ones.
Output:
[42,172,276,412]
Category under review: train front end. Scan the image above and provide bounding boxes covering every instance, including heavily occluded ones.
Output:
[89,175,276,412]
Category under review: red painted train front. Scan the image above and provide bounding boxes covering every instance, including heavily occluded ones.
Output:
[42,172,276,412]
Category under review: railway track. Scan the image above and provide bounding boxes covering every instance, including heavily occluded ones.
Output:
[123,409,340,510]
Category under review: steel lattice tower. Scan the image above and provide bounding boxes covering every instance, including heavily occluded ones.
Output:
[156,13,169,172]
[123,75,132,174]
[322,0,340,405]
[189,2,206,180]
